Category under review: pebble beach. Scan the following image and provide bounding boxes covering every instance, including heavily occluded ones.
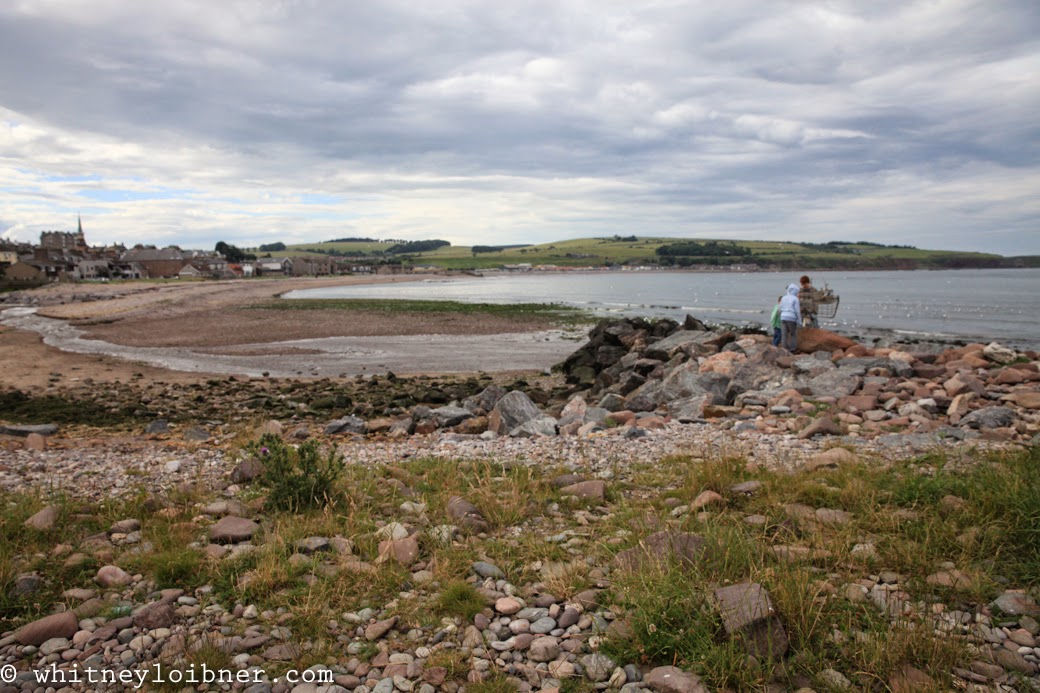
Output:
[1,278,1039,693]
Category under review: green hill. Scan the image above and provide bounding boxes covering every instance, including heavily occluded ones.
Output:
[271,236,1031,271]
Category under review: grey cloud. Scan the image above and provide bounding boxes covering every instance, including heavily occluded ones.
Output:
[0,1,1037,255]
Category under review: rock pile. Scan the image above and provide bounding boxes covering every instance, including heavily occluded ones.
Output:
[340,318,1039,446]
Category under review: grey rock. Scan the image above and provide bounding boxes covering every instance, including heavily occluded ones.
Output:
[992,591,1040,616]
[296,537,331,554]
[645,666,708,693]
[325,416,367,435]
[183,425,210,441]
[365,616,398,641]
[133,602,176,630]
[24,505,58,530]
[231,458,264,484]
[714,582,789,658]
[791,356,836,376]
[726,361,790,401]
[0,423,58,437]
[463,385,507,414]
[530,617,557,634]
[95,565,133,587]
[960,406,1016,430]
[819,669,853,690]
[145,419,169,434]
[201,500,249,517]
[598,393,626,412]
[109,518,141,534]
[430,405,474,428]
[38,637,70,656]
[472,561,505,579]
[510,415,558,438]
[10,573,41,597]
[669,394,724,422]
[807,368,862,398]
[447,496,489,534]
[559,480,606,500]
[557,607,580,629]
[582,654,616,682]
[489,390,544,435]
[210,516,260,544]
[730,480,763,495]
[613,532,706,572]
[643,331,710,361]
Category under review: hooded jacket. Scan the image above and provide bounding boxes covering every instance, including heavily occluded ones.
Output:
[779,283,801,322]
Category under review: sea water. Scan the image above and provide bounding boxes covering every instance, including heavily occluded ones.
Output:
[285,268,1040,351]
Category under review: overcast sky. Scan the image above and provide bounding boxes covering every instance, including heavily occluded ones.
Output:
[1,1,1037,255]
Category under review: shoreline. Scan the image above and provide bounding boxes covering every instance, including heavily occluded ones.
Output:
[0,275,582,389]
[1,270,1037,391]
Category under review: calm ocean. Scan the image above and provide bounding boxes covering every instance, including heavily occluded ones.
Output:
[285,268,1040,351]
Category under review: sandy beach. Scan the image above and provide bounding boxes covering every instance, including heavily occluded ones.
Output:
[0,275,584,389]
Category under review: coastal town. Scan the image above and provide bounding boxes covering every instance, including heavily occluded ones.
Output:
[0,223,388,288]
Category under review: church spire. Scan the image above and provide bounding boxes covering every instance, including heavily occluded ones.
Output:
[78,214,83,235]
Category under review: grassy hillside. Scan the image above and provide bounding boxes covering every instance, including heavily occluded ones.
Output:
[276,236,1027,271]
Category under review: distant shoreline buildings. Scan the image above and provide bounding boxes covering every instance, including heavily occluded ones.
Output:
[0,218,389,288]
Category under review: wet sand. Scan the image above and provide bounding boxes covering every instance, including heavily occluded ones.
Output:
[0,275,586,389]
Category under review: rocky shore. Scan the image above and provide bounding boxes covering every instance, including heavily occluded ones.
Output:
[1,316,1039,693]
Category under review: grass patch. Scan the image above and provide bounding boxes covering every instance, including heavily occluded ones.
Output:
[437,581,486,620]
[426,650,470,683]
[601,445,1037,690]
[466,672,520,693]
[251,298,590,325]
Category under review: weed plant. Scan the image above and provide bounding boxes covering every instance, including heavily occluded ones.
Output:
[246,434,345,511]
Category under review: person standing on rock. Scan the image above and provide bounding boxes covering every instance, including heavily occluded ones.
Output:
[799,275,818,328]
[769,295,782,347]
[779,283,801,352]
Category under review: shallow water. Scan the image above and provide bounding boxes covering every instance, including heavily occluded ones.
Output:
[287,268,1040,350]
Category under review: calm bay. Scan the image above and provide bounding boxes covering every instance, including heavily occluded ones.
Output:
[285,268,1040,351]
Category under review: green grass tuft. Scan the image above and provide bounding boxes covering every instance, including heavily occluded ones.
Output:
[437,581,487,620]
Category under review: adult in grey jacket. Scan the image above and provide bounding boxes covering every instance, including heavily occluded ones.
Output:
[778,283,801,352]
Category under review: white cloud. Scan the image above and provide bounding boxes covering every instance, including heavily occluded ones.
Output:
[0,1,1037,255]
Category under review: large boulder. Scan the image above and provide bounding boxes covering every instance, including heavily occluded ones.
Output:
[558,395,589,426]
[1003,391,1040,410]
[983,342,1017,364]
[667,394,724,422]
[790,355,836,377]
[726,361,792,402]
[463,385,507,414]
[797,328,858,353]
[661,364,730,404]
[960,406,1016,430]
[324,416,366,435]
[429,405,473,428]
[644,331,714,362]
[488,391,543,435]
[807,367,863,398]
[511,416,558,438]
